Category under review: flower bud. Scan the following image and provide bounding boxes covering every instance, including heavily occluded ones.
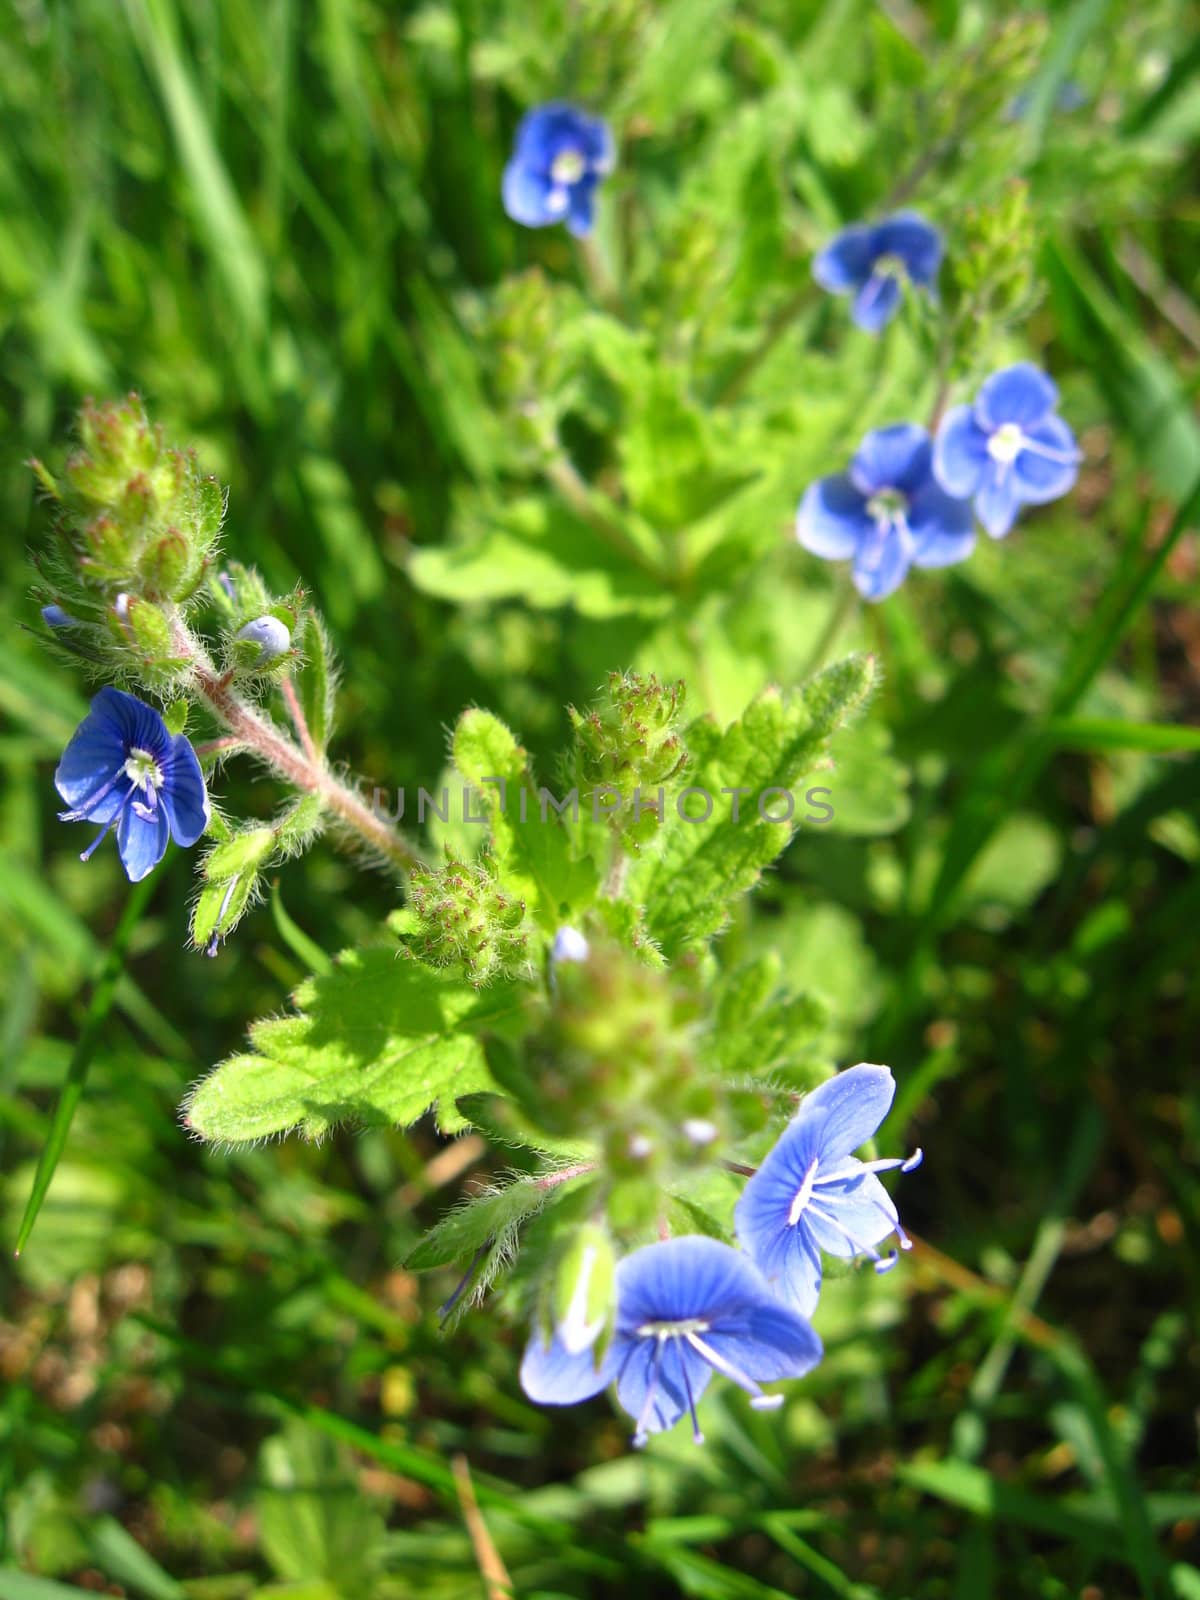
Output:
[569,672,688,852]
[234,614,292,665]
[403,856,532,986]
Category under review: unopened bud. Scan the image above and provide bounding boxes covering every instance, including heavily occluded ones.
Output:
[235,615,291,663]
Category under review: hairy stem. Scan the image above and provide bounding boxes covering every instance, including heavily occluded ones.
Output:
[169,613,423,873]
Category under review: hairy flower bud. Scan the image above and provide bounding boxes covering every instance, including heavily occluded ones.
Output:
[569,672,689,852]
[403,856,532,987]
[234,614,292,665]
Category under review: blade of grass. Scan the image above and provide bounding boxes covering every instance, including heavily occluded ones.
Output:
[12,873,156,1256]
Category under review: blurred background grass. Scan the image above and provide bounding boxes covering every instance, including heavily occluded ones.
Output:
[2,0,1199,1595]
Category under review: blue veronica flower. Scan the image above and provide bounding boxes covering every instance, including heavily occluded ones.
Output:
[734,1064,922,1317]
[933,363,1081,539]
[55,687,210,882]
[502,102,614,237]
[813,212,943,333]
[42,604,75,628]
[796,423,975,601]
[521,1236,822,1447]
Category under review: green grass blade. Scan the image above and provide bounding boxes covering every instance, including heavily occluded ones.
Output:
[12,873,156,1256]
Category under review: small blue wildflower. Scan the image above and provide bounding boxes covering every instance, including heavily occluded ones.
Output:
[734,1064,922,1317]
[813,212,943,333]
[42,604,75,629]
[796,423,975,601]
[521,1235,822,1447]
[502,103,613,237]
[934,363,1080,538]
[55,687,210,882]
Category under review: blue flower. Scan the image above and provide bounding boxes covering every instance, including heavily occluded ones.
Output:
[520,1236,822,1447]
[734,1064,922,1317]
[796,423,975,601]
[813,212,943,333]
[502,103,613,237]
[42,604,75,628]
[56,687,210,882]
[934,363,1080,538]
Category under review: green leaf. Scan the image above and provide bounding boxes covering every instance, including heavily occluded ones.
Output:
[407,1169,587,1270]
[823,719,911,836]
[183,944,523,1143]
[452,708,597,926]
[633,654,879,953]
[409,495,671,620]
[257,1422,386,1587]
[293,612,336,754]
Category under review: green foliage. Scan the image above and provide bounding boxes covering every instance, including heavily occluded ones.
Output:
[182,944,520,1142]
[4,0,1199,1593]
[633,655,879,952]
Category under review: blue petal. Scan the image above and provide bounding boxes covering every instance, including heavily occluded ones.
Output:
[800,1064,896,1165]
[734,1181,825,1318]
[974,363,1058,432]
[850,424,931,496]
[851,272,902,333]
[933,405,990,498]
[116,803,170,883]
[812,225,875,293]
[803,1171,899,1259]
[975,464,1022,538]
[615,1336,710,1437]
[851,522,911,602]
[1013,414,1079,503]
[161,734,210,847]
[520,1326,616,1405]
[615,1237,770,1330]
[908,481,976,569]
[502,161,564,228]
[55,713,128,821]
[872,212,943,286]
[704,1300,823,1383]
[795,474,871,561]
[565,175,598,238]
[512,103,611,175]
[99,687,172,760]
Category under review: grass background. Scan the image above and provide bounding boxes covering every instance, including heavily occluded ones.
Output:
[1,0,1199,1595]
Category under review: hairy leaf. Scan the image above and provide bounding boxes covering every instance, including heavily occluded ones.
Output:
[633,654,879,953]
[184,945,523,1143]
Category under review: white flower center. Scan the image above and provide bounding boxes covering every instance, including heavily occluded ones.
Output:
[988,422,1025,465]
[636,1317,710,1340]
[788,1158,821,1226]
[872,252,907,281]
[123,747,163,791]
[866,488,908,528]
[551,148,586,185]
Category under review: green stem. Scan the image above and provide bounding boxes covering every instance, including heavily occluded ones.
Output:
[799,577,859,680]
[576,231,622,315]
[712,283,816,407]
[541,450,663,580]
[14,873,156,1255]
